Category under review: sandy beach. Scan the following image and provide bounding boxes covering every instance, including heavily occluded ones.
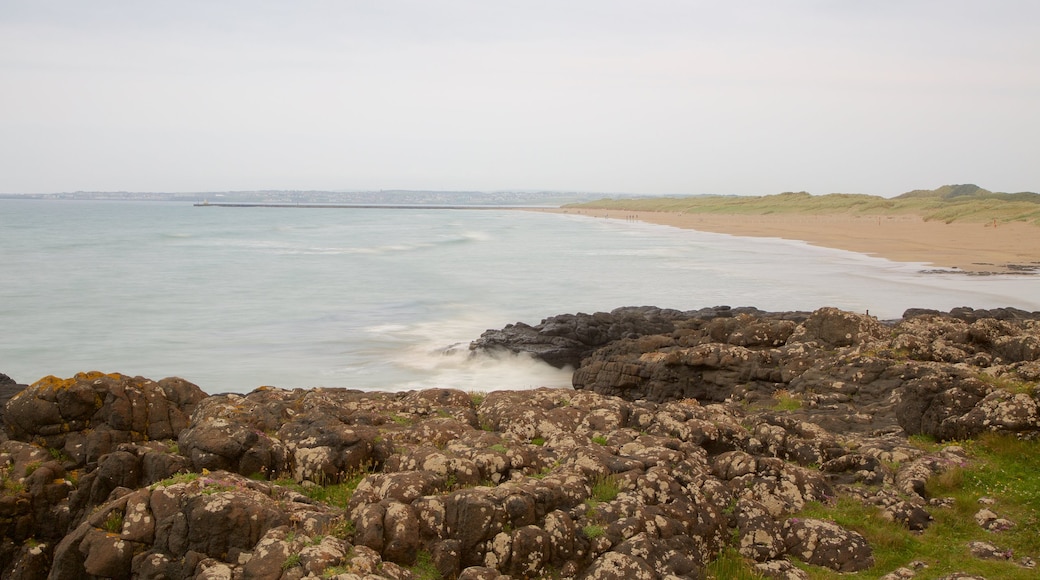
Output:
[534,208,1040,274]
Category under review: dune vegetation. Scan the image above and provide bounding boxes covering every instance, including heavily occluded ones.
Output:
[566,185,1040,226]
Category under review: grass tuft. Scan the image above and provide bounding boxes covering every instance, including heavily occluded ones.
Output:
[408,549,442,580]
[589,474,620,503]
[704,547,767,579]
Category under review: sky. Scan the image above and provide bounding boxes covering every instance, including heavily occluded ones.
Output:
[1,1,1038,197]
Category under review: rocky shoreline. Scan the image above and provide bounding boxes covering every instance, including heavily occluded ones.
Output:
[2,306,1039,579]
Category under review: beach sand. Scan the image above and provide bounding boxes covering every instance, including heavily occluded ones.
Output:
[533,208,1040,274]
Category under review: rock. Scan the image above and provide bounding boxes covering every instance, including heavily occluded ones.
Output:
[879,567,917,580]
[50,470,348,579]
[0,374,27,434]
[973,507,1014,532]
[783,518,874,572]
[578,551,656,579]
[787,307,884,348]
[458,566,510,580]
[178,387,402,481]
[470,306,695,369]
[3,372,206,462]
[735,498,785,562]
[754,558,810,579]
[967,540,1012,560]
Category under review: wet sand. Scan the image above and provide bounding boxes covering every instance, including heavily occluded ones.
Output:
[533,208,1040,274]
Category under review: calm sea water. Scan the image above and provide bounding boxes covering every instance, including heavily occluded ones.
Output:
[2,199,1038,394]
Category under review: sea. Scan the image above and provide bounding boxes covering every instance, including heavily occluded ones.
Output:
[2,199,1038,394]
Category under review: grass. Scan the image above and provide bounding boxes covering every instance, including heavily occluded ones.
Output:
[582,524,605,539]
[974,372,1037,395]
[772,389,802,411]
[408,549,442,580]
[1,476,24,494]
[275,477,365,510]
[591,435,609,446]
[151,471,200,489]
[281,553,301,571]
[102,510,123,534]
[326,517,355,540]
[704,548,767,579]
[589,474,620,503]
[390,414,412,426]
[787,433,1040,579]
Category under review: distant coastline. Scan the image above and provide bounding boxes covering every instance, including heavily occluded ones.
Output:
[0,189,613,206]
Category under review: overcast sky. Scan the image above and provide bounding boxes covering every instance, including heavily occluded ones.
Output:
[2,1,1038,196]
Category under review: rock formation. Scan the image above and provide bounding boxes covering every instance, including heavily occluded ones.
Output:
[0,305,1037,578]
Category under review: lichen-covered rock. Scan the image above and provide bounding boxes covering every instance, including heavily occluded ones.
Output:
[50,471,348,579]
[578,551,657,579]
[735,498,785,562]
[788,307,884,348]
[968,540,1013,561]
[3,372,205,461]
[754,558,810,579]
[783,518,874,572]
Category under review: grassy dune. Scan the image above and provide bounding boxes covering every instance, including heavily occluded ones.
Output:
[567,185,1040,226]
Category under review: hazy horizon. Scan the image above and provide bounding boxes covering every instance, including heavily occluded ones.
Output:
[3,1,1038,196]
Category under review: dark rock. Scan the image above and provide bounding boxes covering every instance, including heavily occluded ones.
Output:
[470,306,693,369]
[0,374,26,435]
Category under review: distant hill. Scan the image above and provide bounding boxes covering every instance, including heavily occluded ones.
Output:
[896,184,1040,204]
[566,184,1040,225]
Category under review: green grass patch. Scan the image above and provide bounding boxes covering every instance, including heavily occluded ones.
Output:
[389,414,412,426]
[974,372,1037,395]
[102,510,123,534]
[589,474,620,503]
[281,553,301,571]
[772,389,802,411]
[531,436,546,446]
[408,549,442,580]
[582,524,605,539]
[326,517,354,540]
[151,471,200,489]
[275,477,365,510]
[791,433,1040,579]
[1,476,24,494]
[591,435,609,446]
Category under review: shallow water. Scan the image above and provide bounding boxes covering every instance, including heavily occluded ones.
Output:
[2,199,1037,393]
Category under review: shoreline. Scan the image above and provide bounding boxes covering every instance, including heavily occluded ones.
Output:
[531,208,1040,274]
